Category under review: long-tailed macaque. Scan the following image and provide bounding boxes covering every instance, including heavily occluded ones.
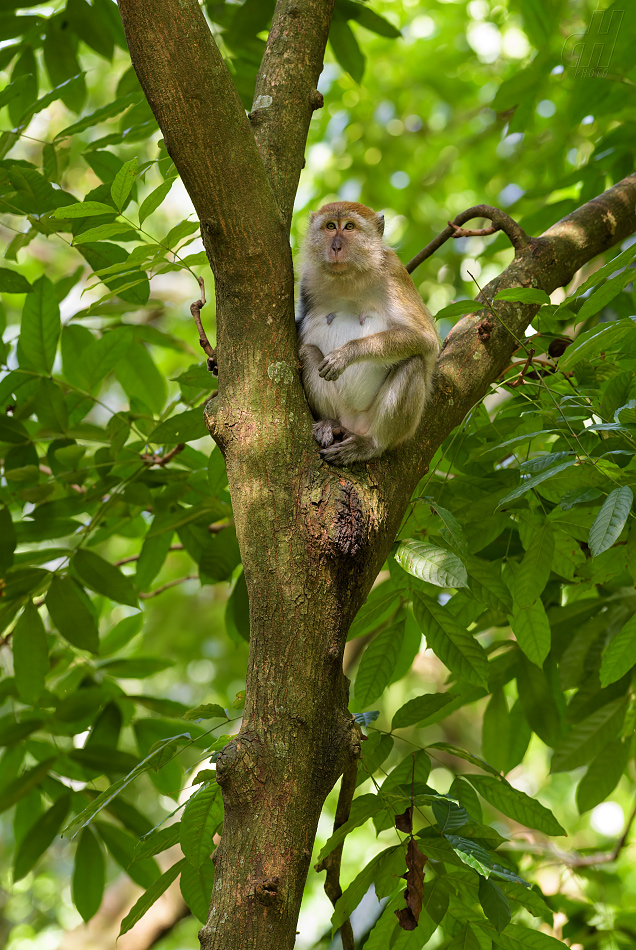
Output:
[296,201,439,465]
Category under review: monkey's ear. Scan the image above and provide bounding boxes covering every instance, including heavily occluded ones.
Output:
[376,213,385,236]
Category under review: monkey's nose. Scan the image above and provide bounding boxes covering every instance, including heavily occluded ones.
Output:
[331,236,343,254]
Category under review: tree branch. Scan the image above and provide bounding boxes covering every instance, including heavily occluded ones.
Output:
[251,0,335,230]
[406,204,530,273]
[392,173,636,492]
[315,753,360,950]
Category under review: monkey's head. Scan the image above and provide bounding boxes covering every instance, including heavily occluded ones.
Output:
[305,202,386,276]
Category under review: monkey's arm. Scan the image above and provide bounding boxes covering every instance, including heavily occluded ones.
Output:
[317,326,438,381]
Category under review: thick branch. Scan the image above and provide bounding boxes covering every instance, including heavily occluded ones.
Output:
[251,0,335,231]
[390,173,636,491]
[117,0,289,317]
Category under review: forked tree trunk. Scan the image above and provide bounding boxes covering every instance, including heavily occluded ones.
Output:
[117,1,636,947]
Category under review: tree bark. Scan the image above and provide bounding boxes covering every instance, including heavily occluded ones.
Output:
[117,3,636,948]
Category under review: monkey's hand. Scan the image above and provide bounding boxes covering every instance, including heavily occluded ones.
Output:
[318,348,349,381]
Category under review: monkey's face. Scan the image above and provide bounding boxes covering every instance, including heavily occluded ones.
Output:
[306,202,385,276]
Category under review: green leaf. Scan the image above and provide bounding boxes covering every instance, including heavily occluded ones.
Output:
[136,527,174,592]
[329,16,365,83]
[338,0,401,37]
[513,524,554,607]
[318,794,385,861]
[0,507,17,575]
[332,847,397,930]
[465,775,565,836]
[149,408,208,444]
[46,576,99,653]
[446,834,494,876]
[478,877,511,933]
[423,499,469,556]
[100,657,172,679]
[134,823,181,861]
[427,742,500,777]
[588,487,633,557]
[559,321,630,371]
[12,602,48,705]
[576,269,636,322]
[0,759,56,813]
[13,794,70,881]
[494,288,551,305]
[64,735,190,838]
[414,595,489,687]
[183,703,228,721]
[72,222,138,244]
[119,859,187,937]
[435,300,485,319]
[99,613,143,656]
[550,698,627,772]
[347,581,400,640]
[67,0,113,58]
[509,599,551,668]
[72,827,105,921]
[54,93,139,140]
[53,200,117,219]
[16,275,60,374]
[497,460,576,507]
[354,621,405,707]
[432,797,468,832]
[481,921,567,949]
[9,47,37,126]
[139,178,175,225]
[0,268,31,294]
[180,857,215,922]
[600,612,636,686]
[392,693,456,730]
[94,821,160,889]
[180,784,223,868]
[395,539,468,588]
[446,924,482,950]
[111,156,138,211]
[73,549,138,607]
[576,739,629,813]
[481,689,510,775]
[466,556,512,613]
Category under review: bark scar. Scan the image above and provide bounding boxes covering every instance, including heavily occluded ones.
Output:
[333,478,366,558]
[255,876,280,905]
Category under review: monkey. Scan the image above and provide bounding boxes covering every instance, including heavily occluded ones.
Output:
[296,201,439,465]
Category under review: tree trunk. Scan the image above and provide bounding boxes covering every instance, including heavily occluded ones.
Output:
[117,1,636,947]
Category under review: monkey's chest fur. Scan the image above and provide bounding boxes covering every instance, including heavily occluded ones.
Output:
[299,307,391,430]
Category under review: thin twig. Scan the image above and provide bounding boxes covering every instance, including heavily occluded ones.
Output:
[568,800,636,868]
[116,544,185,566]
[141,443,186,467]
[506,348,535,388]
[190,276,217,374]
[139,575,199,599]
[114,519,233,567]
[315,756,359,950]
[406,204,530,274]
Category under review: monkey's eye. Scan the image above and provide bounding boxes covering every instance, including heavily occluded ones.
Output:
[325,222,337,230]
[343,222,355,230]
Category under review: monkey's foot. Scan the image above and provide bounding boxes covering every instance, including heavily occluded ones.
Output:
[312,419,345,448]
[319,433,377,465]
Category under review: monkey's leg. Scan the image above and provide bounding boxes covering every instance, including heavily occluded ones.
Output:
[299,343,343,447]
[320,358,427,466]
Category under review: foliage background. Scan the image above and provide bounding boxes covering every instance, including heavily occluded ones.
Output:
[1,0,636,947]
